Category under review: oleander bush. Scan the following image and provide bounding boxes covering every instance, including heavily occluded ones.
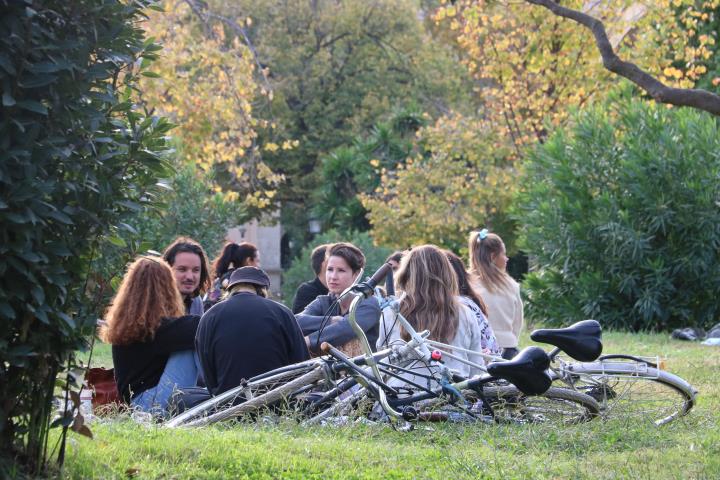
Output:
[0,0,171,474]
[516,101,720,331]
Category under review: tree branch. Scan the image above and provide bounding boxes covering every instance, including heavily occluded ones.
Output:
[525,0,720,116]
[182,0,273,94]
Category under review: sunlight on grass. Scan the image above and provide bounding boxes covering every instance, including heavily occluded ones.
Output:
[63,333,719,479]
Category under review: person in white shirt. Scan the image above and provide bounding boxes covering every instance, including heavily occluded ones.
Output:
[468,228,524,360]
[377,245,485,391]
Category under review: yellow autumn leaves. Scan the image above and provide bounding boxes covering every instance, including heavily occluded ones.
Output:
[139,0,285,208]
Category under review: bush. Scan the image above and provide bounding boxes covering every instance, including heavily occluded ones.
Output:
[515,101,720,331]
[0,0,171,473]
[281,230,392,304]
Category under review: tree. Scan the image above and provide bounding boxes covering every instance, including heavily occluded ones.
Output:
[141,0,283,214]
[203,0,479,252]
[133,163,247,256]
[0,0,172,473]
[361,113,517,254]
[515,100,720,331]
[312,107,425,233]
[436,0,720,130]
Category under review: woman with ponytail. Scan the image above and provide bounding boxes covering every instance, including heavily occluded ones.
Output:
[468,229,523,360]
[204,241,259,309]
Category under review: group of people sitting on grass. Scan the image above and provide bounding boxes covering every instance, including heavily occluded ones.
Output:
[100,230,524,417]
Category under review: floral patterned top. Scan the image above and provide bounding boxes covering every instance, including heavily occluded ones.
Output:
[458,295,501,356]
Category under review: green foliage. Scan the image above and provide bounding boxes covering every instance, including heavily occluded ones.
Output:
[208,0,478,253]
[87,163,247,306]
[363,113,517,255]
[0,0,171,472]
[281,230,392,304]
[312,107,425,233]
[515,100,720,331]
[133,163,248,257]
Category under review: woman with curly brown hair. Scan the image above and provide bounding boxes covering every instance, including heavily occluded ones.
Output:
[102,256,200,415]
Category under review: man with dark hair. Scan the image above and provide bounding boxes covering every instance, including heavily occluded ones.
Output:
[163,237,211,316]
[291,243,329,314]
[195,267,309,395]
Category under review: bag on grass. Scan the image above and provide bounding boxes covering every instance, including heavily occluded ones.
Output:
[86,367,122,408]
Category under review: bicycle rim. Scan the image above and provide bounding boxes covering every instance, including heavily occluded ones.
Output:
[481,385,600,425]
[558,363,696,426]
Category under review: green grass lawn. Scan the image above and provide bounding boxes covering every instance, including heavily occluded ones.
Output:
[60,333,720,479]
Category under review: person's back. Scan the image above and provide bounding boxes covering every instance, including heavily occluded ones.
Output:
[376,245,485,392]
[196,268,309,396]
[378,300,484,383]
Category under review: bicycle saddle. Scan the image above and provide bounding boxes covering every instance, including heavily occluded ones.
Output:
[486,346,552,396]
[530,320,603,362]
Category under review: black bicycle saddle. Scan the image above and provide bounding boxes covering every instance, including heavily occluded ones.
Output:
[486,346,552,396]
[530,320,603,362]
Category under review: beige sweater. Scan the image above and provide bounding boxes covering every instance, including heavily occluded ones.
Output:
[472,278,523,348]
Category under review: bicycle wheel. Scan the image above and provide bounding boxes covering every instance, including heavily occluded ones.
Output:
[479,385,600,425]
[166,361,328,428]
[555,358,696,426]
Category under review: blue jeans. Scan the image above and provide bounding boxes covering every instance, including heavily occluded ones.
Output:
[132,350,200,416]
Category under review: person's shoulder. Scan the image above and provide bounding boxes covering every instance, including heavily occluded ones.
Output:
[457,303,477,325]
[265,296,293,313]
[308,294,333,306]
[161,314,200,327]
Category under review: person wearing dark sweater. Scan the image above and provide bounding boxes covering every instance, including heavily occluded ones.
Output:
[196,267,310,396]
[101,256,200,414]
[291,244,329,314]
[296,242,381,355]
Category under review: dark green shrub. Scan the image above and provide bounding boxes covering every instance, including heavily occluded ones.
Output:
[516,101,720,331]
[0,0,170,473]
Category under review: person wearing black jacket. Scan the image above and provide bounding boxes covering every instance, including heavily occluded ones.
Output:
[291,244,329,314]
[296,242,381,355]
[101,256,200,414]
[196,267,310,396]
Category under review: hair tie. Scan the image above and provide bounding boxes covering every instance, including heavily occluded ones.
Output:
[476,228,489,243]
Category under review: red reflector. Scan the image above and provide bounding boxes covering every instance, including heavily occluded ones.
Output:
[431,350,442,361]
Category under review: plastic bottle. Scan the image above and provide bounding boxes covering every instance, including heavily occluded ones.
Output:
[79,387,94,422]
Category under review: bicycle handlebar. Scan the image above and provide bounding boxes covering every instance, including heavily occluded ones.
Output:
[346,262,394,299]
[368,262,393,288]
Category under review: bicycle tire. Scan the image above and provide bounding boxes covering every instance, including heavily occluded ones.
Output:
[479,385,601,425]
[166,362,327,428]
[555,359,696,426]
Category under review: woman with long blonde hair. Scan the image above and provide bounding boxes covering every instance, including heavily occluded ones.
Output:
[468,229,523,360]
[377,245,485,383]
[102,256,200,415]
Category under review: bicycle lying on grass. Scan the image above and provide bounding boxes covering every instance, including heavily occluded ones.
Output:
[425,311,697,426]
[167,264,610,428]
